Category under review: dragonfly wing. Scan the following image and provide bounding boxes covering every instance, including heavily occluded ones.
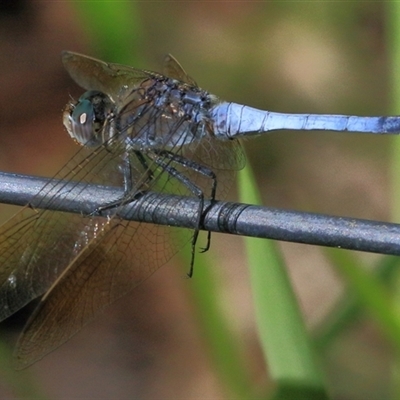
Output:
[188,135,246,171]
[176,137,246,199]
[13,216,181,369]
[0,143,128,323]
[163,54,197,86]
[62,51,156,103]
[0,208,110,322]
[0,208,38,286]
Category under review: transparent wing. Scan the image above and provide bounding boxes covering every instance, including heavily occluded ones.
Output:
[163,54,198,86]
[0,143,127,323]
[1,126,243,368]
[14,218,182,369]
[62,51,159,103]
[160,134,245,200]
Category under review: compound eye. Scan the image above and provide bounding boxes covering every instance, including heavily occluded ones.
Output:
[63,90,113,147]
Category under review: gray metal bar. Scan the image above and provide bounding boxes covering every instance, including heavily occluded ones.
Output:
[0,171,399,256]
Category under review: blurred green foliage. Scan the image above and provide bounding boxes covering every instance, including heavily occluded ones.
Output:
[1,2,400,399]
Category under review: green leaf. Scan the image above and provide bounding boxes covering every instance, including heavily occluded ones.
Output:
[238,163,328,397]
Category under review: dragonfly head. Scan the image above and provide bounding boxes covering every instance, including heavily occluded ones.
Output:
[63,90,114,147]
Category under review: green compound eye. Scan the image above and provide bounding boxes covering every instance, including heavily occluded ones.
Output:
[65,90,113,147]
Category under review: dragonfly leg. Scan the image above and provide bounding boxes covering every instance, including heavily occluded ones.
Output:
[91,153,139,215]
[157,150,217,250]
[91,151,157,216]
[133,150,155,186]
[156,150,218,201]
[153,150,217,276]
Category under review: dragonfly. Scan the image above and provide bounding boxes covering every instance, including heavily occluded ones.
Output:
[0,51,399,369]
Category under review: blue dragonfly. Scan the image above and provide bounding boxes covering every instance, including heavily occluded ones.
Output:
[0,51,398,368]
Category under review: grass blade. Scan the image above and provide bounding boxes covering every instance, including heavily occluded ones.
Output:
[238,164,328,398]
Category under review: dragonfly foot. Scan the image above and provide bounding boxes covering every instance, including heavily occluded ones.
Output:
[89,190,147,217]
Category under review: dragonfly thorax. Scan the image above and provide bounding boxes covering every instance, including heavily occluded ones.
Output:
[115,77,218,151]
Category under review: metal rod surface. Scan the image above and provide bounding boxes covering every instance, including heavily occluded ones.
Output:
[0,171,399,256]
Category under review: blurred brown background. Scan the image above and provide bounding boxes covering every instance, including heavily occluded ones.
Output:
[0,1,394,399]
